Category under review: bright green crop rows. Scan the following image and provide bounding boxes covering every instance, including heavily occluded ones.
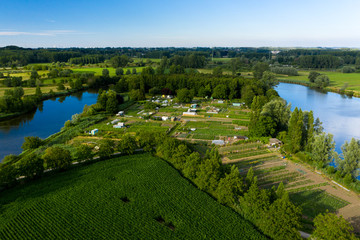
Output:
[0,154,266,240]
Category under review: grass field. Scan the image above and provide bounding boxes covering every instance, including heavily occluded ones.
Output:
[278,70,360,92]
[72,67,145,76]
[0,85,71,97]
[0,153,266,239]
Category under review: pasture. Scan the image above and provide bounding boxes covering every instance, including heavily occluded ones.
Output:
[278,70,360,92]
[0,153,266,239]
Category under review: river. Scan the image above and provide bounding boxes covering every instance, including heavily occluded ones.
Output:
[0,91,98,160]
[276,82,360,153]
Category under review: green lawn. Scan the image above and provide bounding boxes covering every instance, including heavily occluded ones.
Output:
[278,70,360,91]
[0,153,266,239]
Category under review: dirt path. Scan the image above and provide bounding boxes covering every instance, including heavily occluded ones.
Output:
[222,149,360,232]
[283,158,360,231]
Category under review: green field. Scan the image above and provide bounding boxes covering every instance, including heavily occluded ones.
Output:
[278,70,360,91]
[0,153,266,239]
[72,67,145,76]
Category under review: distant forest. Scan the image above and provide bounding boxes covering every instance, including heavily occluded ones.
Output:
[3,45,360,69]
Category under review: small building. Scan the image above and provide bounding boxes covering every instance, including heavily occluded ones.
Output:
[269,138,282,147]
[218,100,224,104]
[191,104,198,108]
[113,122,125,128]
[111,119,121,125]
[232,103,242,107]
[190,128,196,131]
[166,95,173,99]
[171,116,176,122]
[212,140,225,146]
[183,111,197,116]
[234,136,248,140]
[90,129,98,136]
[189,108,197,113]
[116,111,124,116]
[162,116,169,121]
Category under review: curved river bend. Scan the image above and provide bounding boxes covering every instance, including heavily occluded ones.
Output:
[276,82,360,153]
[0,91,98,160]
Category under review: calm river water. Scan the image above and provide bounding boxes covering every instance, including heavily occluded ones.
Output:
[276,82,360,153]
[0,91,98,160]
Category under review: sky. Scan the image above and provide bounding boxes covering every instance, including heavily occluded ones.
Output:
[1,0,360,48]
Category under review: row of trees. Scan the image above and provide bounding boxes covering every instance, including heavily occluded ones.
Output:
[249,94,360,184]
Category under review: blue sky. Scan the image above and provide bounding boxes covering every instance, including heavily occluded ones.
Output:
[1,0,360,48]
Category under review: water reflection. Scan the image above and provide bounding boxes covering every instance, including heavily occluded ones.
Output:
[276,83,360,153]
[0,91,98,160]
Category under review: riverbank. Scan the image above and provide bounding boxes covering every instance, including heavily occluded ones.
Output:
[0,86,91,122]
[278,79,359,98]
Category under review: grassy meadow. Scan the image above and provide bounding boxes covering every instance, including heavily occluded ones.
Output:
[278,70,360,92]
[0,153,266,239]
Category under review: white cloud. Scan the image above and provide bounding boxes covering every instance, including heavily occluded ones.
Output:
[0,30,76,36]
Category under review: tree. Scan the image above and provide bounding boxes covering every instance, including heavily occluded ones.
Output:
[75,145,93,162]
[110,55,130,68]
[132,68,137,74]
[106,90,118,113]
[336,138,360,178]
[212,84,227,99]
[195,149,222,193]
[259,71,278,91]
[253,62,269,79]
[177,88,193,103]
[287,107,304,153]
[118,134,137,155]
[304,111,315,152]
[261,98,291,134]
[35,86,42,98]
[18,153,44,179]
[183,152,201,179]
[98,139,115,158]
[102,68,110,78]
[116,67,124,76]
[261,193,302,240]
[129,89,145,101]
[30,70,39,81]
[314,74,330,88]
[215,165,243,206]
[312,133,335,168]
[21,136,43,151]
[43,146,72,170]
[0,163,17,187]
[212,66,223,76]
[313,212,357,240]
[308,71,320,83]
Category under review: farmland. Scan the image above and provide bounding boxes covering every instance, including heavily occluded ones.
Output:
[278,70,360,92]
[0,153,266,239]
[219,141,356,232]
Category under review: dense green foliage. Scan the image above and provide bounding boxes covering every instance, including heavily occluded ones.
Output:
[313,212,357,240]
[0,154,267,239]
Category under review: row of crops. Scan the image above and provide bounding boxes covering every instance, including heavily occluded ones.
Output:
[220,142,350,227]
[0,154,266,239]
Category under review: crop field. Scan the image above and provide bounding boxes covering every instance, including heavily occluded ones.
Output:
[278,70,360,91]
[178,120,248,141]
[220,141,349,227]
[72,67,145,77]
[290,189,349,218]
[0,154,266,239]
